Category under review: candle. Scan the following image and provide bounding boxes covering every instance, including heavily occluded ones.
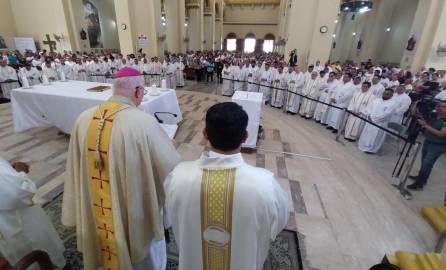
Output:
[60,70,66,81]
[22,76,30,88]
[42,74,49,85]
[161,79,167,89]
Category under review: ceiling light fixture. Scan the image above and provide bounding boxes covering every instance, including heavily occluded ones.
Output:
[340,1,373,14]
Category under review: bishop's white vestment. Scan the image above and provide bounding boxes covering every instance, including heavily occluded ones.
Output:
[62,96,181,270]
[358,98,396,153]
[164,151,289,270]
[0,158,65,269]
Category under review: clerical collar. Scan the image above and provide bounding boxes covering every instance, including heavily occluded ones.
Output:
[200,151,245,168]
[108,95,136,107]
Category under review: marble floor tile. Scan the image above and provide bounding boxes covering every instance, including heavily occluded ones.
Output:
[1,82,445,270]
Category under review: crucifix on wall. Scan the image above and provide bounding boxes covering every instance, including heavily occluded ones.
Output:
[43,34,57,52]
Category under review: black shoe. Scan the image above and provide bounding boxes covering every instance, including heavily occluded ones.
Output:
[408,175,418,181]
[344,138,356,142]
[407,183,424,191]
[326,126,333,130]
[332,129,338,133]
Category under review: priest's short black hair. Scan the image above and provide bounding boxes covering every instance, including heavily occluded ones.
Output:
[206,102,248,151]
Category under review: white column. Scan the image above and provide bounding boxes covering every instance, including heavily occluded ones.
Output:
[285,0,340,67]
[188,1,204,51]
[165,0,186,53]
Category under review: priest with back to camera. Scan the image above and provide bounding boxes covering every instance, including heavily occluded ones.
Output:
[62,67,181,270]
[164,102,289,270]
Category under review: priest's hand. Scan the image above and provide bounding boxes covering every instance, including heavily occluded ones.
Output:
[12,162,30,173]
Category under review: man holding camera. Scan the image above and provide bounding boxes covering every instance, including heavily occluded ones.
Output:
[407,100,446,190]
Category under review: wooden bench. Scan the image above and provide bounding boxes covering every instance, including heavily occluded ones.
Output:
[385,251,446,270]
[0,250,55,270]
[422,206,446,253]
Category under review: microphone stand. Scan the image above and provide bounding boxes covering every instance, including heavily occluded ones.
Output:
[154,112,178,124]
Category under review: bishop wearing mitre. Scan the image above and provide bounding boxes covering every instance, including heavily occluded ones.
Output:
[165,102,289,270]
[62,67,181,270]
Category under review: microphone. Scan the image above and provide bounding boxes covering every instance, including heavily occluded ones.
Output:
[153,112,178,123]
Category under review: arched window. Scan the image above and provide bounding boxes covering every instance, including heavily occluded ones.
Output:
[263,33,275,53]
[226,33,237,51]
[244,33,256,53]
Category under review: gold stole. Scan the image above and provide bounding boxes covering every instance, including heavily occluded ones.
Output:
[200,168,236,270]
[86,101,129,270]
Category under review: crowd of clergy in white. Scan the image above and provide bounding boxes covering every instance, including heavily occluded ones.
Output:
[221,58,446,154]
[0,51,186,99]
[1,66,288,270]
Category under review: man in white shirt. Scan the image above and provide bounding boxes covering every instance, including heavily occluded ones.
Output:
[435,81,446,101]
[165,102,289,270]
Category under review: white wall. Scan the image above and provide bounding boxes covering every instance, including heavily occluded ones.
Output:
[222,5,279,39]
[0,0,17,49]
[425,0,446,69]
[376,0,418,63]
[330,0,419,64]
[10,0,73,52]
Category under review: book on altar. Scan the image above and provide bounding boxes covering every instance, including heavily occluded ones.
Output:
[86,85,111,92]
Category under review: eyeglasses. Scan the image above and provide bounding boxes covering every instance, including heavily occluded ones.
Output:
[136,86,147,95]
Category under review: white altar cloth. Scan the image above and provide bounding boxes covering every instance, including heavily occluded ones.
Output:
[11,81,182,135]
[232,91,263,149]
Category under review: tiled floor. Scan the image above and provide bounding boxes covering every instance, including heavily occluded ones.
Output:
[1,80,445,270]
